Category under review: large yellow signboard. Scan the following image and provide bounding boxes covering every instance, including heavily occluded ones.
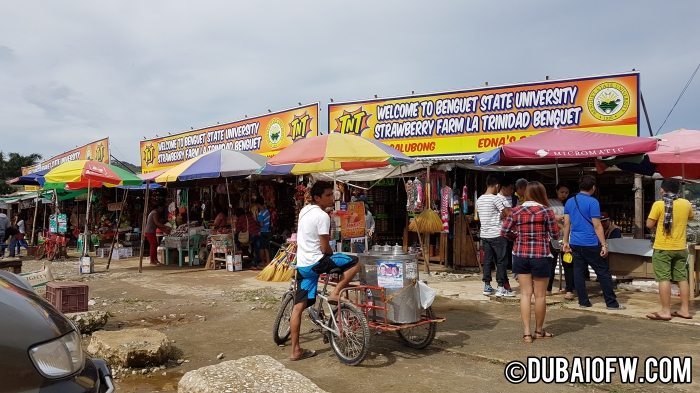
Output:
[140,104,319,173]
[328,73,639,157]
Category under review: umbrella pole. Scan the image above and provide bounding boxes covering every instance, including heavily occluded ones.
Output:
[138,181,151,273]
[83,182,92,257]
[31,190,40,246]
[226,177,236,256]
[107,189,129,270]
[555,158,560,185]
[186,187,191,266]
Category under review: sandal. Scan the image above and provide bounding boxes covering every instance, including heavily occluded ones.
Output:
[523,334,534,343]
[534,330,554,338]
[289,349,317,361]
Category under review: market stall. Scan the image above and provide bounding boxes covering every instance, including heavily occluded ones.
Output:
[152,148,268,272]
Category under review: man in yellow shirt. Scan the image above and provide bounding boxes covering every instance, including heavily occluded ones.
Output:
[645,179,694,320]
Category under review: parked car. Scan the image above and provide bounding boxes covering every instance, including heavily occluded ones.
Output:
[0,270,114,393]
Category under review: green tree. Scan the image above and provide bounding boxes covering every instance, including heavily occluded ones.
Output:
[0,151,42,195]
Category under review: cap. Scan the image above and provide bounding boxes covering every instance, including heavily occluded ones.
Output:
[600,213,610,221]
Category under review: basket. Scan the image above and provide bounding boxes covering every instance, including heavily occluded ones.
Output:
[45,281,89,313]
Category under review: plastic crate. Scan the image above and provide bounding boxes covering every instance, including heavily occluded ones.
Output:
[45,281,89,313]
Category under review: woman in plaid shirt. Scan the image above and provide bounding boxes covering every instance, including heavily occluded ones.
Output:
[501,181,560,343]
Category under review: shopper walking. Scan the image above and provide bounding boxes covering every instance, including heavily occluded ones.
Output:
[645,179,694,320]
[502,181,559,342]
[562,176,624,310]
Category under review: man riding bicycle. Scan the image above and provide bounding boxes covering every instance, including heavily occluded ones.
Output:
[289,181,360,361]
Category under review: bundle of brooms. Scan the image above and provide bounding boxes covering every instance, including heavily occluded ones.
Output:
[256,243,297,282]
[408,209,442,274]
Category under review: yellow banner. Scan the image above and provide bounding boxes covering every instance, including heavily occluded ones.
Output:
[328,73,639,157]
[140,104,319,173]
[21,138,110,190]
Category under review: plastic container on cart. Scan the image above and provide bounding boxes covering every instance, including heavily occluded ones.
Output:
[358,246,421,323]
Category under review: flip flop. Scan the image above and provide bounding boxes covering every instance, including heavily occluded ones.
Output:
[289,349,317,361]
[534,330,554,339]
[671,311,693,320]
[646,312,672,321]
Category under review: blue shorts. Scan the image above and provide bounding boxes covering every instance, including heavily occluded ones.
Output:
[295,253,358,305]
[512,255,551,278]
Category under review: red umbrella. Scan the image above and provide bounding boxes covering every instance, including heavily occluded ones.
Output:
[648,129,700,179]
[475,129,658,166]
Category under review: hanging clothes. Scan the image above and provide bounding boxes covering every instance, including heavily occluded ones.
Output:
[440,185,452,232]
[462,185,469,214]
[414,178,423,211]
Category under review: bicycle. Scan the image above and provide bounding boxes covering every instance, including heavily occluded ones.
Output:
[36,232,68,261]
[273,268,371,366]
[273,265,445,365]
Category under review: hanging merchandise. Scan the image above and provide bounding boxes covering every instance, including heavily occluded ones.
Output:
[440,185,452,232]
[462,185,469,214]
[405,180,415,211]
[414,178,423,211]
[452,191,460,215]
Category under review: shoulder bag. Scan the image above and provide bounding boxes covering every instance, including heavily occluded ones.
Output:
[573,195,594,227]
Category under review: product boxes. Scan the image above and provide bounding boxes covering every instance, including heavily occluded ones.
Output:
[80,256,94,274]
[45,281,89,313]
[226,254,243,272]
[111,247,133,260]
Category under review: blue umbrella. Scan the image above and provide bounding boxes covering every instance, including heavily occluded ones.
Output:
[6,169,49,186]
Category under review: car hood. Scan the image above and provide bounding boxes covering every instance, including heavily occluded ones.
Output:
[0,276,75,347]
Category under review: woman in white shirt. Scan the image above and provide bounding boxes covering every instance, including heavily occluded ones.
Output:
[547,184,574,299]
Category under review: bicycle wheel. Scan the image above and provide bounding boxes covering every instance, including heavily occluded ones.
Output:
[272,292,294,345]
[35,244,47,260]
[330,302,370,366]
[46,243,57,261]
[397,307,437,349]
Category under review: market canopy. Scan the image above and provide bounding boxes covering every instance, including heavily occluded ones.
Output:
[154,149,268,183]
[264,133,414,175]
[6,168,49,186]
[647,129,700,179]
[43,160,142,189]
[474,128,658,166]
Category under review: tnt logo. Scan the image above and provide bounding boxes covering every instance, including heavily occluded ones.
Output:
[95,143,106,162]
[289,112,313,141]
[333,107,371,135]
[143,144,155,166]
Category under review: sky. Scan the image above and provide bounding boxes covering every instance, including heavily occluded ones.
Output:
[0,0,698,165]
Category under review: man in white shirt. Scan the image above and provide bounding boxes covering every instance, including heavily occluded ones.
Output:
[476,175,513,297]
[290,181,359,361]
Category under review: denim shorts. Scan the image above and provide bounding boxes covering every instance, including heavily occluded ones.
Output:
[512,255,551,278]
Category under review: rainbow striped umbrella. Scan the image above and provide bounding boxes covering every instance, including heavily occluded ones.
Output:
[154,149,268,183]
[43,160,142,190]
[265,133,414,174]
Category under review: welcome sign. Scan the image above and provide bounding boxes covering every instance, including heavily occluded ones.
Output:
[328,73,639,157]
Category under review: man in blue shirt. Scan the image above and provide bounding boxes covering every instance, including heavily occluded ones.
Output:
[256,199,272,266]
[562,175,623,310]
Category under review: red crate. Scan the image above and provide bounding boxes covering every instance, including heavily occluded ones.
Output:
[45,281,89,313]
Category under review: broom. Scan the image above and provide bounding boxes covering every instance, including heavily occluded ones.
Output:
[271,244,297,282]
[408,209,443,274]
[256,244,290,281]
